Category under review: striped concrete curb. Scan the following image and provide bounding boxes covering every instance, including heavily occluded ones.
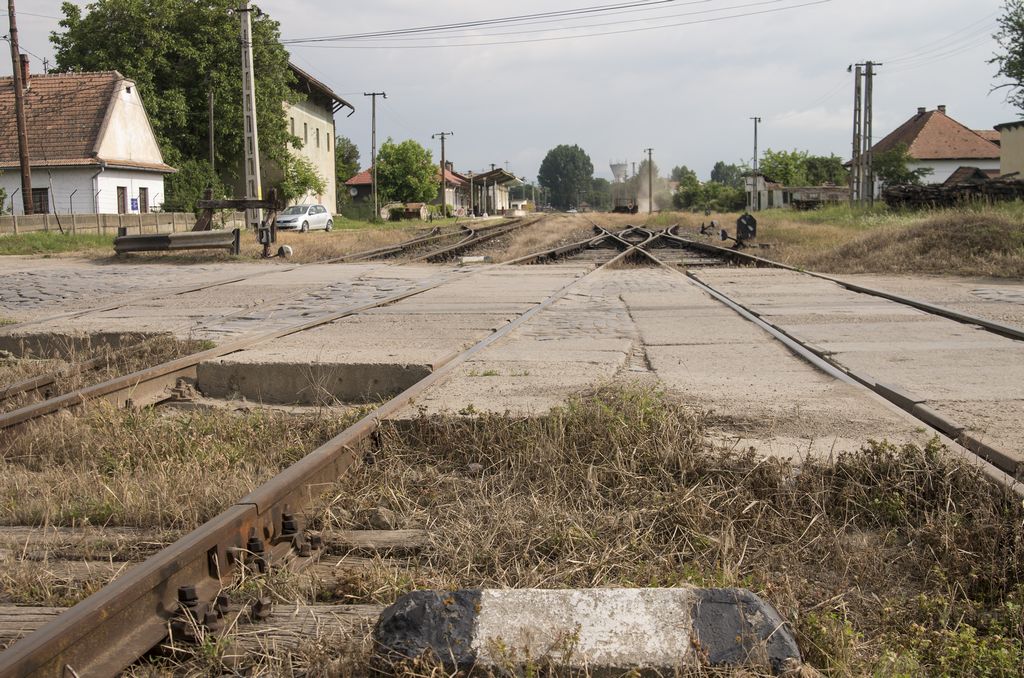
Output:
[374,588,802,675]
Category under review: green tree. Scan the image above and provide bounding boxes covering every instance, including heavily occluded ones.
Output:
[538,144,594,210]
[375,138,437,204]
[670,165,699,188]
[805,154,849,185]
[335,137,360,209]
[162,159,227,213]
[710,161,745,189]
[993,0,1024,113]
[874,144,933,186]
[673,181,745,212]
[279,156,326,204]
[759,149,809,186]
[51,0,299,206]
[590,177,612,210]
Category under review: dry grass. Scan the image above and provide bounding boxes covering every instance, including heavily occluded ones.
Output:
[300,387,1020,677]
[0,335,211,414]
[654,205,1024,278]
[0,404,357,530]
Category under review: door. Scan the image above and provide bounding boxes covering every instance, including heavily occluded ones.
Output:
[139,187,149,214]
[117,187,128,214]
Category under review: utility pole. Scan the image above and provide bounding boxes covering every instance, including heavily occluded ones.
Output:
[364,91,386,219]
[208,88,216,172]
[849,62,881,207]
[850,64,863,206]
[644,148,654,214]
[750,116,761,211]
[432,131,453,217]
[237,0,262,231]
[7,0,32,215]
[863,61,877,206]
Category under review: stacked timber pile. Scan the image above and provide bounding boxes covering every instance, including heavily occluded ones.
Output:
[883,179,1024,209]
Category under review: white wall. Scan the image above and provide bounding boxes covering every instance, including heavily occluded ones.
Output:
[285,98,336,212]
[913,159,1000,185]
[96,169,165,214]
[1,167,97,215]
[1,168,166,215]
[95,81,166,166]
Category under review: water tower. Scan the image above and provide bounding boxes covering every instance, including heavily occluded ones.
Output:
[610,161,628,184]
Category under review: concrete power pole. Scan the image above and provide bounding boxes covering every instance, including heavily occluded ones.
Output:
[364,92,386,219]
[644,148,654,214]
[432,131,453,217]
[863,61,878,207]
[750,116,761,211]
[7,0,32,215]
[237,0,262,230]
[850,64,863,207]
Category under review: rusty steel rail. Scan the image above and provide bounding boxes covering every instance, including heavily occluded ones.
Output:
[662,229,1024,343]
[635,245,1024,496]
[0,220,551,431]
[0,246,630,677]
[414,217,538,263]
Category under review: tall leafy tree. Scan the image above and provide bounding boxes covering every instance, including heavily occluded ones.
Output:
[335,137,360,209]
[710,161,745,189]
[375,138,436,204]
[671,165,699,188]
[993,0,1024,112]
[538,144,594,210]
[51,0,301,209]
[805,154,848,185]
[759,149,809,186]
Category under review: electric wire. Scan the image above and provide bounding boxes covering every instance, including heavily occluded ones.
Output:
[290,0,836,50]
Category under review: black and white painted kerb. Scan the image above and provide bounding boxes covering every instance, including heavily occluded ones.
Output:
[374,587,802,675]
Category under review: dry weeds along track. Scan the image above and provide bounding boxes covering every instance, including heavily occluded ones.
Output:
[0,232,624,676]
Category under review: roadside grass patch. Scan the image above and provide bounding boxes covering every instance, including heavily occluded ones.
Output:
[305,387,1023,676]
[0,232,113,256]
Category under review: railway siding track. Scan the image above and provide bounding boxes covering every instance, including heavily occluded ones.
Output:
[0,240,625,677]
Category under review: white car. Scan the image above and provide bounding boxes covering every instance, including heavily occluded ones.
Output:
[276,204,333,232]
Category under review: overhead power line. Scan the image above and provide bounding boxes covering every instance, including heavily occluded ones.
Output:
[289,0,836,50]
[282,0,680,44]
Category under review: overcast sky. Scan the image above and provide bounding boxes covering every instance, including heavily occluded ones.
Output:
[3,0,1017,181]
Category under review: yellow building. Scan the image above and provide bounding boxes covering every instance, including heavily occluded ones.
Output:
[995,120,1024,178]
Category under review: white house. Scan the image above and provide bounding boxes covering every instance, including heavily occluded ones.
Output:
[0,61,174,215]
[869,106,1000,186]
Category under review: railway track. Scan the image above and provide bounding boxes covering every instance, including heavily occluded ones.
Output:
[0,239,628,677]
[0,218,540,422]
[1,218,1020,674]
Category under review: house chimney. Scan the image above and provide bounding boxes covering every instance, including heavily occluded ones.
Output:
[19,54,29,90]
[937,105,947,114]
[917,107,927,115]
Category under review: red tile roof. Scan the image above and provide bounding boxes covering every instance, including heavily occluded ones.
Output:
[975,129,1000,144]
[872,108,1000,161]
[345,166,468,187]
[0,70,174,172]
[346,168,373,186]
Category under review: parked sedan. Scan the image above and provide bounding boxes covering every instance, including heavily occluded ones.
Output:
[276,204,333,232]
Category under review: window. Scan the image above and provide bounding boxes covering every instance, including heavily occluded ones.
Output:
[31,187,48,214]
[290,117,295,135]
[139,187,149,214]
[117,186,128,214]
[303,122,308,144]
[315,127,320,148]
[327,133,331,151]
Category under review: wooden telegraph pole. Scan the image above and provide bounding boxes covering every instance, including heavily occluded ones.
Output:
[364,92,386,219]
[7,0,32,214]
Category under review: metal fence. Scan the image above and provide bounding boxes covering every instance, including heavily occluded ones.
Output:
[0,212,247,236]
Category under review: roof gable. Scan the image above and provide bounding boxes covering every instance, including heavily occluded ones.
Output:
[873,108,1000,161]
[0,70,173,172]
